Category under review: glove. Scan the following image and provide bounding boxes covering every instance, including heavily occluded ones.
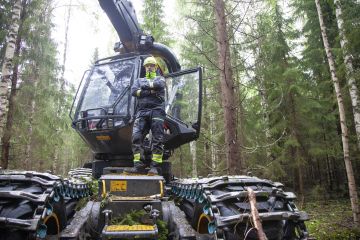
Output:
[141,84,151,90]
[139,90,151,97]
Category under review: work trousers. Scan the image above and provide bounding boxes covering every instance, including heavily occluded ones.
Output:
[132,109,165,164]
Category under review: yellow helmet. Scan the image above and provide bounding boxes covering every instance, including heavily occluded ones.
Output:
[143,56,157,66]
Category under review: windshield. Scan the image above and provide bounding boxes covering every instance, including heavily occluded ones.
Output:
[72,58,136,120]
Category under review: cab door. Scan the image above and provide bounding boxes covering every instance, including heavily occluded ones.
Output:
[163,67,202,149]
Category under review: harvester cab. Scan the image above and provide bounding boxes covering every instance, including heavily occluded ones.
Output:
[69,0,202,180]
[70,55,202,179]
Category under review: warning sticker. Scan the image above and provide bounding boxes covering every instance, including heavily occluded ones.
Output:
[96,135,111,141]
[110,180,127,192]
[106,225,155,231]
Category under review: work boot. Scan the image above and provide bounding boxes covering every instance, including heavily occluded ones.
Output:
[124,161,148,175]
[148,162,161,176]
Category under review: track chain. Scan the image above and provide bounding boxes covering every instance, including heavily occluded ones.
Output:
[171,175,310,240]
[0,168,93,239]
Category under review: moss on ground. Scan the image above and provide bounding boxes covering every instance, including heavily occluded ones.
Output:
[303,199,360,239]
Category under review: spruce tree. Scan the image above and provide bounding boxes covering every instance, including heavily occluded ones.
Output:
[141,0,171,46]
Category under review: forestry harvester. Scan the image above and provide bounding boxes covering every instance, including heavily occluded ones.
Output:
[0,1,311,239]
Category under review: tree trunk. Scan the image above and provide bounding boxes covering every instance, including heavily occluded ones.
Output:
[53,146,59,173]
[190,141,197,177]
[24,78,38,170]
[1,0,27,170]
[297,147,304,206]
[1,34,21,169]
[0,0,23,138]
[179,147,183,178]
[213,0,243,175]
[210,112,217,172]
[315,0,360,227]
[334,0,360,151]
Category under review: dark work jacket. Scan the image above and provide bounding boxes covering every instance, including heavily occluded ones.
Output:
[131,76,166,112]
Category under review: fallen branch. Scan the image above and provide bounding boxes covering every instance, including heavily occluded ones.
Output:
[246,187,268,240]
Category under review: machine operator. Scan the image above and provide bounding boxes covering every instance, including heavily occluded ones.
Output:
[125,56,166,175]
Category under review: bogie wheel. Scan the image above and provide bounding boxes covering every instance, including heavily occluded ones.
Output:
[49,198,67,233]
[197,213,213,234]
[190,202,205,229]
[44,213,60,235]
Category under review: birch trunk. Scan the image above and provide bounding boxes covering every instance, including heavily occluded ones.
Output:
[315,0,360,227]
[1,0,27,169]
[0,0,23,138]
[214,0,243,175]
[190,141,197,177]
[334,0,360,151]
[210,112,217,172]
[1,34,21,169]
[24,98,35,170]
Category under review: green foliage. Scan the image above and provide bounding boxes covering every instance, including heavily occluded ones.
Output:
[109,210,168,240]
[156,219,169,240]
[141,0,172,46]
[110,210,147,225]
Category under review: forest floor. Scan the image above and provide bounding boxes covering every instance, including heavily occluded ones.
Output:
[302,199,360,239]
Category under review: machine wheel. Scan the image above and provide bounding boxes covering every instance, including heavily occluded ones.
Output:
[46,198,67,234]
[0,171,91,239]
[190,202,205,230]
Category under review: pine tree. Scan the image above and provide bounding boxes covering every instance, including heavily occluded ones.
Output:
[214,0,243,174]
